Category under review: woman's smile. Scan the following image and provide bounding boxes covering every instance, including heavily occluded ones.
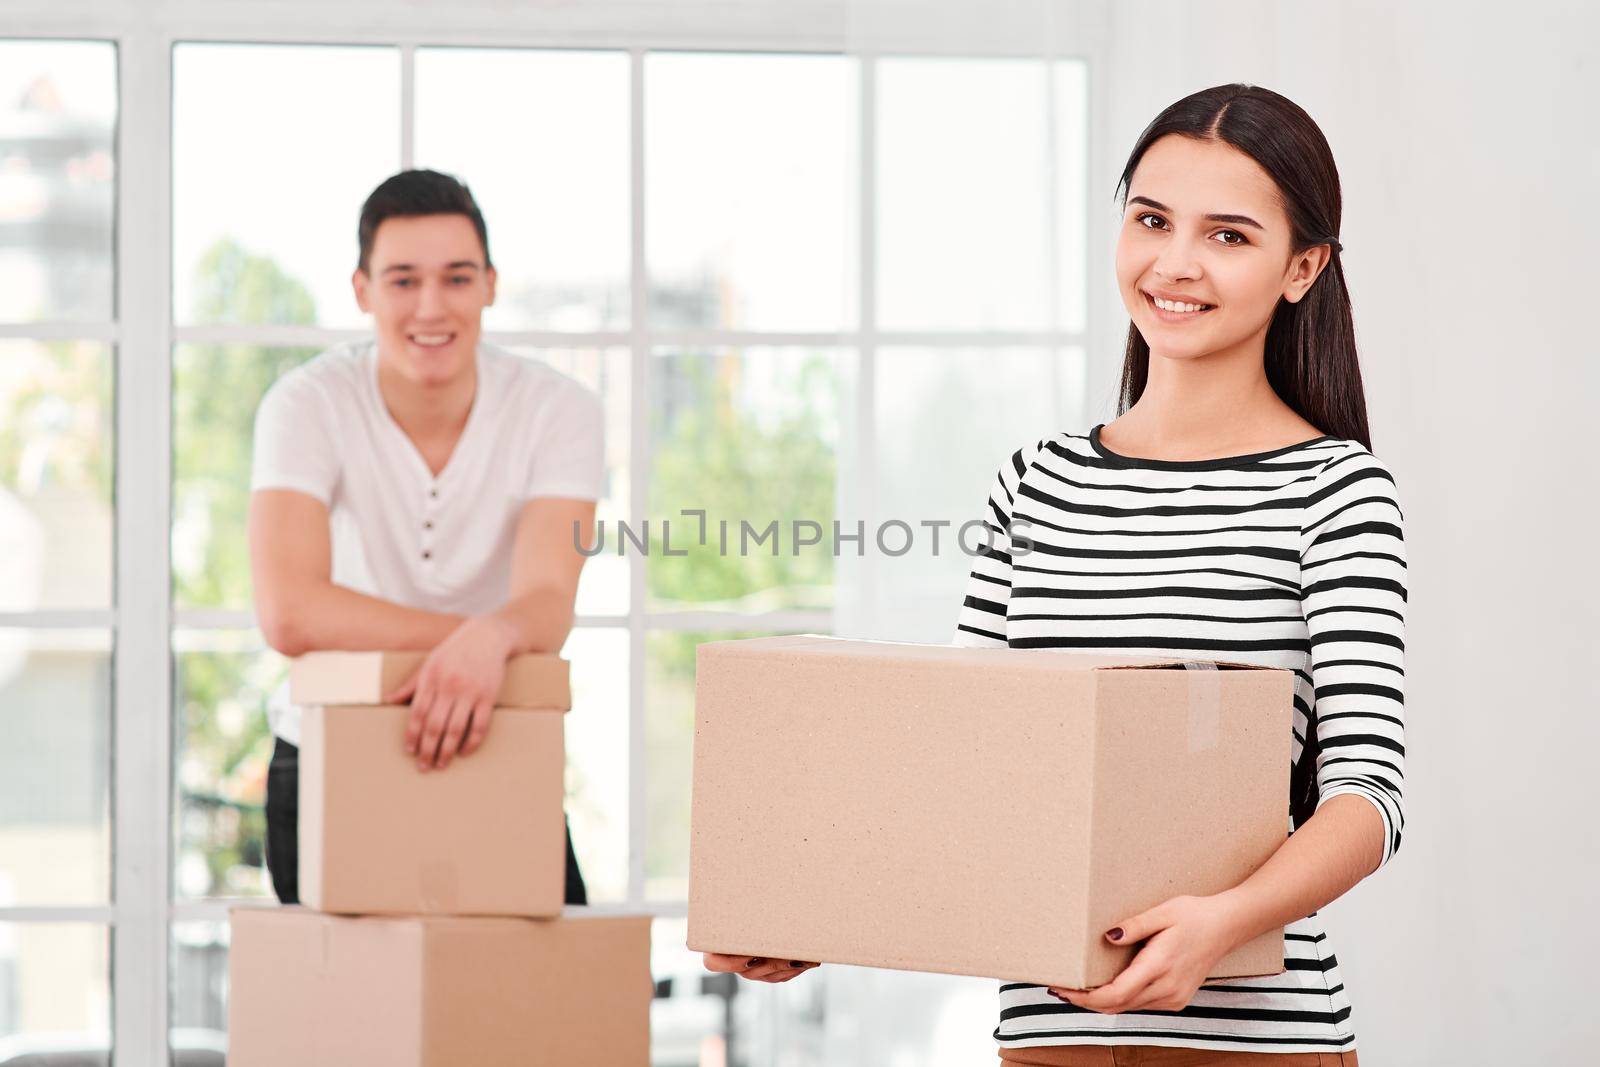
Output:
[1143,289,1217,323]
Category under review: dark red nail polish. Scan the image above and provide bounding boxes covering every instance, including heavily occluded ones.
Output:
[1107,927,1124,941]
[748,957,764,967]
[789,961,806,967]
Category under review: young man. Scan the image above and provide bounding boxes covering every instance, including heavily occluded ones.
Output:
[248,169,603,904]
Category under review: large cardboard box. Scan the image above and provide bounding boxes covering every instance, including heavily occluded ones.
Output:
[293,652,570,916]
[228,907,653,1066]
[688,635,1293,990]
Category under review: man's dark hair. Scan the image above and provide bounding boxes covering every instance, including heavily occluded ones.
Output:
[356,169,491,273]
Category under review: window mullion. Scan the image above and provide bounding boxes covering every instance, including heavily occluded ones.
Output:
[626,46,649,908]
[400,42,415,169]
[852,52,879,637]
[112,26,174,1067]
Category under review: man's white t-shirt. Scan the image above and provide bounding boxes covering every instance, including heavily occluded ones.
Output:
[250,338,604,743]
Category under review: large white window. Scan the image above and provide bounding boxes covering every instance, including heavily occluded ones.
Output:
[1,20,1098,1066]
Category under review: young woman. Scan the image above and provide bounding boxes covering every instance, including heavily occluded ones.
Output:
[706,83,1405,1066]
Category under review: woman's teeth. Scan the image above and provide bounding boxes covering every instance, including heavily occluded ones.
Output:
[411,334,453,347]
[1150,294,1213,314]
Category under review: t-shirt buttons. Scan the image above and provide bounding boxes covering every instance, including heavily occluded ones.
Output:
[428,488,438,499]
[423,520,433,530]
[421,550,432,561]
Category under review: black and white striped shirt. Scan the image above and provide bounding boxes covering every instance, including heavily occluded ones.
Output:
[954,423,1406,1054]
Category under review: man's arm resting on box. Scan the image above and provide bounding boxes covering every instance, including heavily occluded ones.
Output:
[248,488,465,656]
[396,497,595,769]
[485,496,594,656]
[1051,793,1385,1014]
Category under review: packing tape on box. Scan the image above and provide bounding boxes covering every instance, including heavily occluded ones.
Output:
[1182,660,1221,753]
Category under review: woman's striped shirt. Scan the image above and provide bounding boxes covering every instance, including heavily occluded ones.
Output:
[953,423,1407,1055]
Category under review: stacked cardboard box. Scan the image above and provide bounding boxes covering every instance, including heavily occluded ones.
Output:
[688,635,1294,990]
[229,651,652,1066]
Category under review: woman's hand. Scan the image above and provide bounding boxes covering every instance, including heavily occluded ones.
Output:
[387,614,520,771]
[703,952,821,984]
[1048,893,1246,1014]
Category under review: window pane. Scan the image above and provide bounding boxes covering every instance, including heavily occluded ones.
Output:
[646,629,804,902]
[0,339,112,610]
[416,49,630,332]
[0,630,110,907]
[648,348,846,614]
[0,922,110,1055]
[1055,60,1090,334]
[651,915,730,1065]
[866,347,1083,642]
[0,41,116,324]
[562,627,628,904]
[877,58,1051,330]
[647,53,858,331]
[172,344,319,610]
[652,905,996,1065]
[172,630,280,902]
[173,44,399,327]
[170,920,231,1063]
[504,347,631,616]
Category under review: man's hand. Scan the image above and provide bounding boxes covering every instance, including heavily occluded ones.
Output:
[702,952,820,984]
[1048,893,1246,1014]
[388,614,521,771]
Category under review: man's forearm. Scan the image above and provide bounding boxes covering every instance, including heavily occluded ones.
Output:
[1216,793,1385,946]
[484,586,576,656]
[264,581,465,655]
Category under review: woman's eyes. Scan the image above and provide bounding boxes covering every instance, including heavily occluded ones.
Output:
[1134,212,1246,246]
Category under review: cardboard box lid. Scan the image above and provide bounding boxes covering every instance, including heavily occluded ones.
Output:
[698,633,1278,673]
[289,651,570,709]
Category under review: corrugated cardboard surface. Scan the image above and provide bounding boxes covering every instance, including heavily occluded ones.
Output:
[289,650,571,709]
[687,635,1292,990]
[228,908,653,1066]
[300,704,567,916]
[420,913,653,1064]
[1085,666,1291,985]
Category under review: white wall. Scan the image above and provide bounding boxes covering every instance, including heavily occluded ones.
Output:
[1098,2,1600,1062]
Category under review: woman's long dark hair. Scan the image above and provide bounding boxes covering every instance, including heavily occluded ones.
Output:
[1113,84,1371,450]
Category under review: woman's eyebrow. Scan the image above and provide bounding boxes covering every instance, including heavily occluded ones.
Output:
[1129,195,1264,231]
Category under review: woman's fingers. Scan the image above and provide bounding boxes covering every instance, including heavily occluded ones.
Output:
[751,966,807,983]
[702,952,759,973]
[701,953,820,982]
[743,959,817,982]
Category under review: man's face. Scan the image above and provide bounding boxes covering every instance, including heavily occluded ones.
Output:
[352,214,497,387]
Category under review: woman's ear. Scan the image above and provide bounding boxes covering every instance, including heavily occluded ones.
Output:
[1284,244,1332,304]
